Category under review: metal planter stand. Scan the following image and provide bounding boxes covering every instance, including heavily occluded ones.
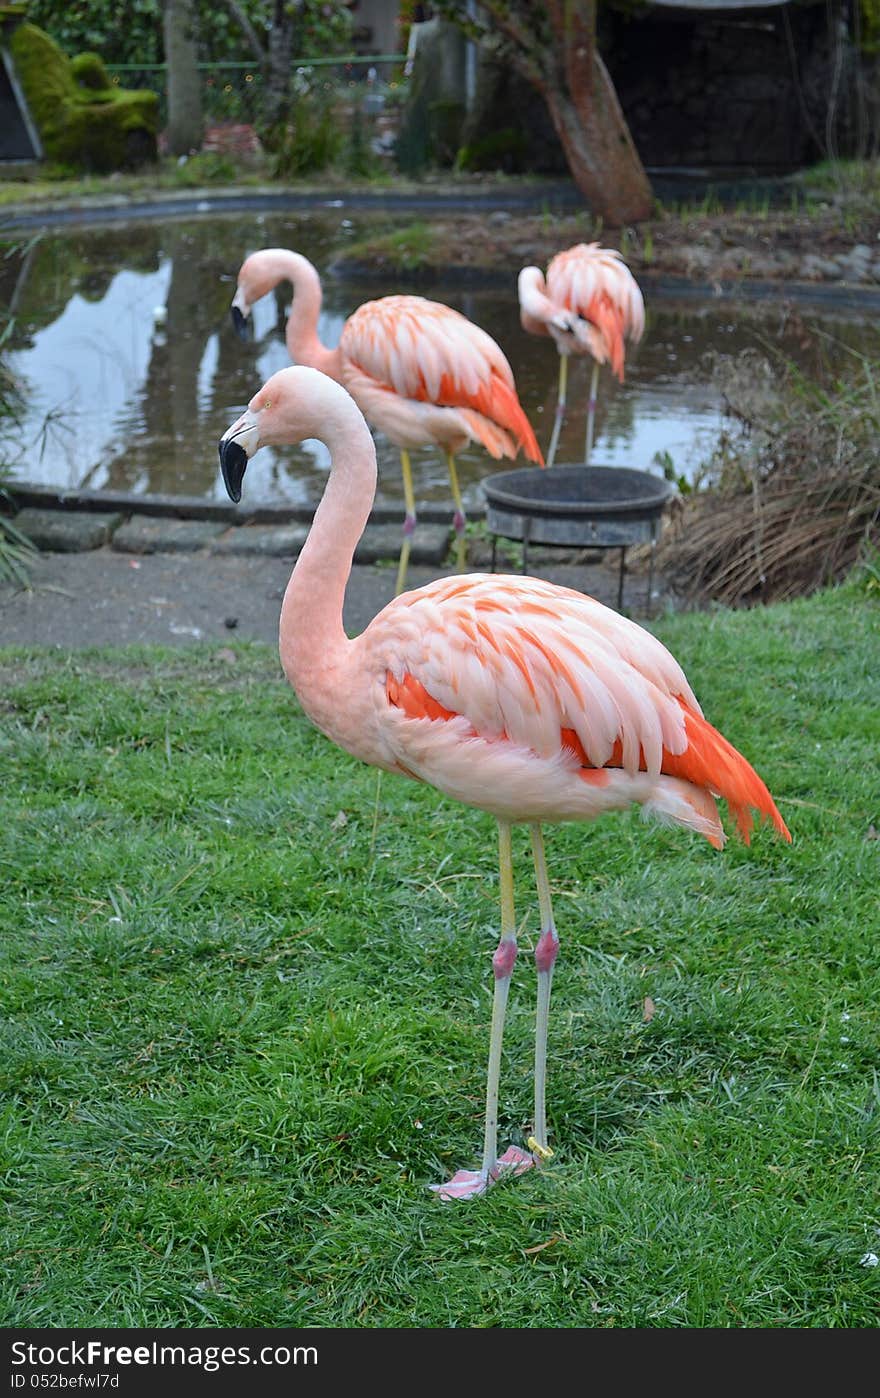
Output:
[483,465,674,612]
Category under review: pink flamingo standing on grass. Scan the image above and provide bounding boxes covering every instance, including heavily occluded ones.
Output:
[219,365,791,1202]
[231,248,542,594]
[518,242,645,467]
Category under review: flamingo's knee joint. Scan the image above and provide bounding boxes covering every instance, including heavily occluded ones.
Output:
[535,926,559,974]
[492,937,517,980]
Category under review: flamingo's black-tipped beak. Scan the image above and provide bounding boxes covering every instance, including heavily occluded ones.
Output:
[219,408,259,502]
[219,436,248,503]
[230,303,250,342]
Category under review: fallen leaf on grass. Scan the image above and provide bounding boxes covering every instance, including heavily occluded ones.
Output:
[523,1235,564,1255]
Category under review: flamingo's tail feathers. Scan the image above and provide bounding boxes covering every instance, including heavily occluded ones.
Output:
[671,704,791,845]
[642,779,726,849]
[520,418,544,466]
[456,399,543,465]
[456,410,518,460]
[586,293,627,383]
[425,365,543,465]
[488,377,544,465]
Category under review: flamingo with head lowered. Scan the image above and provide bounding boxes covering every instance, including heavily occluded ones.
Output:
[518,242,645,468]
[231,248,543,594]
[218,365,791,1202]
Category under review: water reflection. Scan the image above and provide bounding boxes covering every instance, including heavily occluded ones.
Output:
[4,213,876,508]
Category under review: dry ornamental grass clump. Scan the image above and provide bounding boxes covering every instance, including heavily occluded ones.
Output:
[659,347,880,606]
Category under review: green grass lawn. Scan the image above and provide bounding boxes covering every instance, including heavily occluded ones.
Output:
[1,586,878,1328]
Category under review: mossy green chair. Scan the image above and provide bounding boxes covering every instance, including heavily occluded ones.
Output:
[10,21,158,172]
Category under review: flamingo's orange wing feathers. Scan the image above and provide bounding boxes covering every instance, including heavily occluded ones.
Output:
[381,574,789,846]
[546,244,645,382]
[342,296,543,463]
[553,705,790,845]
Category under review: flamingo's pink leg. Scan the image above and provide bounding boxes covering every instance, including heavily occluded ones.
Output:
[529,823,559,1158]
[445,449,468,573]
[545,353,569,469]
[584,360,600,467]
[431,819,536,1201]
[395,448,417,596]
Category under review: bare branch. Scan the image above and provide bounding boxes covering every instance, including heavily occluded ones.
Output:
[220,0,266,66]
[472,1,549,84]
[434,0,546,84]
[432,0,491,45]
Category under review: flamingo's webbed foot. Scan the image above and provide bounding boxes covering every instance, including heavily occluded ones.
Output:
[430,1145,537,1201]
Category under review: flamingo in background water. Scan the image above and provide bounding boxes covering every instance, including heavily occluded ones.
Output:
[231,248,542,594]
[519,243,645,468]
[218,365,791,1202]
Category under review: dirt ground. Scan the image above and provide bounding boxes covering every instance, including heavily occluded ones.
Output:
[329,184,880,289]
[0,547,663,651]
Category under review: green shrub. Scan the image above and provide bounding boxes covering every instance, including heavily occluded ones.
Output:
[456,126,528,173]
[170,151,238,186]
[263,76,343,177]
[427,97,464,166]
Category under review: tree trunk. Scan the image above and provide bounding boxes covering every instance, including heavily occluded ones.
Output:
[448,1,653,225]
[263,0,295,134]
[163,0,203,156]
[542,53,653,225]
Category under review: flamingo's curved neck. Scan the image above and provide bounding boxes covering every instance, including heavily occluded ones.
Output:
[278,387,375,718]
[276,251,343,379]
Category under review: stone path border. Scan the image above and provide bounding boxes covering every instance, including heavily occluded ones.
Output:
[11,505,452,567]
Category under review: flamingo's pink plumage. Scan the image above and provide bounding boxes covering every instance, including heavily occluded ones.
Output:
[218,366,790,1201]
[233,249,541,590]
[542,242,645,381]
[338,295,542,463]
[518,242,645,466]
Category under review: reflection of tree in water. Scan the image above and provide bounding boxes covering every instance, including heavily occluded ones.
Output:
[5,228,161,348]
[98,215,364,498]
[10,211,370,496]
[100,223,245,495]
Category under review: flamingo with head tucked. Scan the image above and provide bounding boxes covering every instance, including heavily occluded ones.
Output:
[231,248,542,593]
[518,242,645,467]
[218,365,791,1202]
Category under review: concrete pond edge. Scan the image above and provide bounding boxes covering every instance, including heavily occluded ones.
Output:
[6,494,458,567]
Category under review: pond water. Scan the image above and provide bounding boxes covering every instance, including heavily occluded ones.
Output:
[3,211,875,512]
